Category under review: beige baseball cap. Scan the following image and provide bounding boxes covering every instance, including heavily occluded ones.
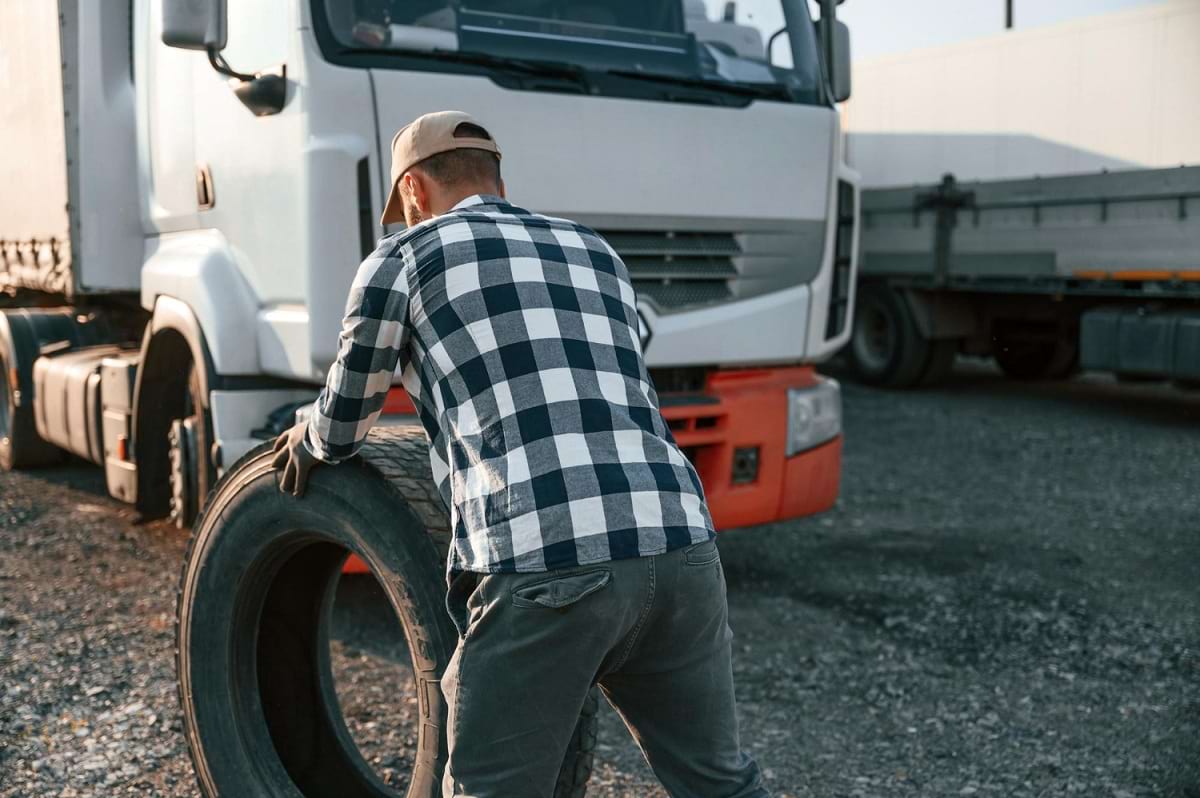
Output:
[379,110,502,226]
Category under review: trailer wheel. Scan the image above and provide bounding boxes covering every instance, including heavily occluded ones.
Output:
[177,425,595,798]
[993,336,1078,381]
[0,312,70,471]
[0,349,47,471]
[847,285,933,388]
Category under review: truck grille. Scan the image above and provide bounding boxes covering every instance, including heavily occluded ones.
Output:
[600,230,739,310]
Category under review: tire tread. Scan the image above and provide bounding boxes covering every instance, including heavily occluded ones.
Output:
[357,425,451,560]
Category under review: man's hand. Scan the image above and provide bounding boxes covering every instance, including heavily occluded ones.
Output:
[271,422,321,497]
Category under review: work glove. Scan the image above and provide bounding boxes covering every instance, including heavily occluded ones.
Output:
[271,421,321,497]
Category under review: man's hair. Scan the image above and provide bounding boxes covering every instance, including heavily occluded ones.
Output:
[413,122,501,188]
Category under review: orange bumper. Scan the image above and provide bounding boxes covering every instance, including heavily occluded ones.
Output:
[659,367,841,530]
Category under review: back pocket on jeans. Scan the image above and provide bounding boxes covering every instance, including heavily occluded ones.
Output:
[683,539,720,566]
[511,569,612,609]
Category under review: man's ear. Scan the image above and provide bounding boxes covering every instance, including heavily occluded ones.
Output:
[404,171,431,215]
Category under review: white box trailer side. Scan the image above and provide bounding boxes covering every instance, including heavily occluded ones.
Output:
[0,0,141,297]
[842,0,1200,188]
[0,2,71,294]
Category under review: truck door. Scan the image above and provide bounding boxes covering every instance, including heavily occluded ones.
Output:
[134,0,200,232]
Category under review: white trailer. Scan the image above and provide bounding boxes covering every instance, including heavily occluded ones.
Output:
[1,0,858,528]
[832,0,1200,387]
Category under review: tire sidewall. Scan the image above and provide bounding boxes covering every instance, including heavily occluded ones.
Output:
[0,340,61,470]
[0,312,70,470]
[177,445,456,798]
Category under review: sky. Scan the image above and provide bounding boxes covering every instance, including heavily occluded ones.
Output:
[827,0,1165,60]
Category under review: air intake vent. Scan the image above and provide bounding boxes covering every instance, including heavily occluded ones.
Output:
[600,230,740,311]
[357,157,374,258]
[825,181,856,340]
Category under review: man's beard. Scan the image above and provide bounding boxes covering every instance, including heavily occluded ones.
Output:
[402,196,425,227]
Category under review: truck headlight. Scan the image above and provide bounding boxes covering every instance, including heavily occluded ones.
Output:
[786,378,841,456]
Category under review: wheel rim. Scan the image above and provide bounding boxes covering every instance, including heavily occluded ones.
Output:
[168,419,196,527]
[852,299,896,373]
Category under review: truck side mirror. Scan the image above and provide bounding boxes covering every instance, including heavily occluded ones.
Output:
[832,20,851,103]
[817,15,852,104]
[161,0,227,51]
[160,0,286,116]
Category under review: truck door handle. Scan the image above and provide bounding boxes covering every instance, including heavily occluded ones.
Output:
[196,164,215,211]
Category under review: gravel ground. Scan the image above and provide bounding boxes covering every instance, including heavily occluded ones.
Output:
[2,361,1198,797]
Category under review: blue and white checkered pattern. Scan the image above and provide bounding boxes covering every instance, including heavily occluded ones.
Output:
[306,195,715,574]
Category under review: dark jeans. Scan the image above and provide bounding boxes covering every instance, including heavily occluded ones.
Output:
[441,539,770,798]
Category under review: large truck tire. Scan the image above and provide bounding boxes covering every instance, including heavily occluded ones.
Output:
[846,284,940,388]
[0,309,86,470]
[0,346,62,470]
[176,425,596,798]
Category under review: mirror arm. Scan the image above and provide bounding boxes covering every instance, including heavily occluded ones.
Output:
[206,46,257,82]
[204,46,288,117]
[819,0,836,80]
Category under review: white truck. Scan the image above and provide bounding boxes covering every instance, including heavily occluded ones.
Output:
[1,0,855,528]
[839,0,1200,387]
[1,0,857,793]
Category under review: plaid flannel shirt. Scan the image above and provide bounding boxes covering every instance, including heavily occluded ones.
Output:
[305,194,715,574]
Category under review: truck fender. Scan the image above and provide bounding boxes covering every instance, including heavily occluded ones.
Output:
[136,296,216,408]
[902,289,978,341]
[132,296,217,516]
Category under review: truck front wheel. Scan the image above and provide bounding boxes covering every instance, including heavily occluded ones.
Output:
[176,426,596,798]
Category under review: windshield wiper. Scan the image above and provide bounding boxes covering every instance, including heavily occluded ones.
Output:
[402,49,592,93]
[604,69,795,102]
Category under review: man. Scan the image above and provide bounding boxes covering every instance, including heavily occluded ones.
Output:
[272,110,769,798]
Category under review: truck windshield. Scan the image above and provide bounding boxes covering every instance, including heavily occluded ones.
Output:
[316,0,825,106]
